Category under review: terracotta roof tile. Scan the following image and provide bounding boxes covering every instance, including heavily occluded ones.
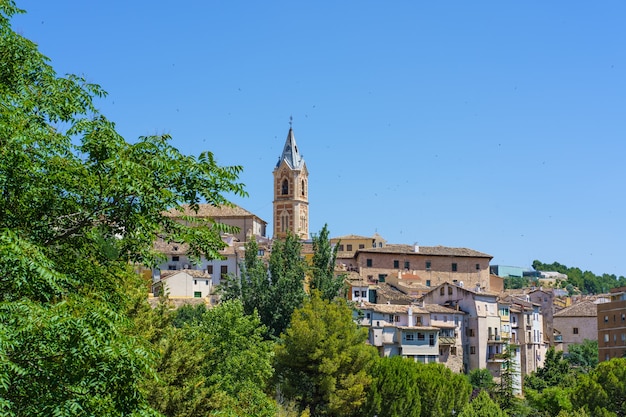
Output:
[554,300,598,317]
[358,244,492,258]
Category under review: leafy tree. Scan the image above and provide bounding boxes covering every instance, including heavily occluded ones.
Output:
[524,347,572,392]
[309,224,345,301]
[458,390,506,417]
[274,292,378,417]
[221,232,307,339]
[565,339,598,372]
[468,368,495,392]
[144,300,277,417]
[363,356,421,417]
[171,303,207,328]
[525,386,573,417]
[571,358,626,417]
[0,2,245,415]
[413,362,471,417]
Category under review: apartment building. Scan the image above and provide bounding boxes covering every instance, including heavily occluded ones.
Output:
[356,301,464,371]
[352,243,493,291]
[553,299,598,352]
[597,286,626,362]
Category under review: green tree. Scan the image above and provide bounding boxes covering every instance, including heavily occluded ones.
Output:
[525,347,572,392]
[363,356,421,417]
[144,300,277,417]
[565,339,598,372]
[571,358,626,417]
[274,292,378,417]
[309,224,345,301]
[458,390,506,417]
[468,368,495,392]
[413,362,471,417]
[221,233,307,339]
[0,2,245,415]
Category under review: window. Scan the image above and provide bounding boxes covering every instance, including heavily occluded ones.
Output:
[475,263,480,270]
[426,280,431,287]
[622,314,625,321]
[378,274,386,283]
[429,334,435,346]
[466,328,475,337]
[221,265,228,274]
[361,291,367,297]
[604,334,610,343]
[440,287,445,296]
[426,261,431,270]
[366,259,373,267]
[448,286,453,295]
[207,265,213,274]
[168,265,176,270]
[451,346,457,355]
[338,245,344,251]
[405,333,415,341]
[354,291,359,298]
[281,179,288,195]
[416,316,423,326]
[404,261,410,269]
[417,333,425,341]
[172,256,180,262]
[470,346,476,354]
[194,291,201,298]
[258,249,265,256]
[389,314,394,323]
[205,280,209,285]
[366,313,371,319]
[301,179,305,196]
[194,280,197,285]
[605,316,609,323]
[394,260,399,269]
[451,263,458,272]
[346,244,352,251]
[359,244,365,249]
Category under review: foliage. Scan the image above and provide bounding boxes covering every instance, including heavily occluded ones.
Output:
[362,356,421,417]
[458,390,506,417]
[525,386,573,417]
[565,339,598,372]
[170,303,207,328]
[468,368,495,392]
[524,347,572,392]
[494,345,518,413]
[532,260,626,295]
[221,232,307,339]
[143,300,276,417]
[274,292,377,417]
[309,224,345,301]
[504,276,531,290]
[413,362,472,417]
[0,1,245,415]
[570,358,626,417]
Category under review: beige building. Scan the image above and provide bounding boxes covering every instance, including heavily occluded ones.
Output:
[355,301,465,372]
[152,269,214,301]
[422,282,502,374]
[352,244,493,291]
[164,203,267,244]
[553,299,598,352]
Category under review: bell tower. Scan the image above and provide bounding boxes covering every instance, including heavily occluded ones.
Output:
[273,124,309,240]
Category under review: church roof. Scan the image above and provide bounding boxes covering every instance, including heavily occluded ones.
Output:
[276,127,305,169]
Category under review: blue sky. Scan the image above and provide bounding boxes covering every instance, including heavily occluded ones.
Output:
[13,1,626,276]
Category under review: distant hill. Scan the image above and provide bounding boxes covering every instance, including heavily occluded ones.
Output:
[532,260,626,295]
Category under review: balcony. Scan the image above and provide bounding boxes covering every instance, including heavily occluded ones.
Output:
[487,335,505,343]
[438,336,456,345]
[554,334,563,343]
[488,353,507,362]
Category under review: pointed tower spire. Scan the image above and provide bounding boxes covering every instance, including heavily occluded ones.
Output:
[276,119,304,169]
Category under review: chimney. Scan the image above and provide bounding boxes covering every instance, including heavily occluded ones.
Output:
[414,242,419,253]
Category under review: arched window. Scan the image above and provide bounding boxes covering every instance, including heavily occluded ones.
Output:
[301,180,306,196]
[282,179,288,195]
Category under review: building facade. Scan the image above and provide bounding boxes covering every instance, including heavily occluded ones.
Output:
[597,287,626,362]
